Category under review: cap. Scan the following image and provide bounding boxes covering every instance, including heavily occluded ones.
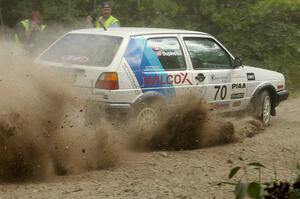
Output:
[100,2,112,9]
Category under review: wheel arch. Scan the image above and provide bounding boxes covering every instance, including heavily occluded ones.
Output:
[132,91,167,109]
[249,83,278,116]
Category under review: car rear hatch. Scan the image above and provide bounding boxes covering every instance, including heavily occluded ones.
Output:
[36,33,124,93]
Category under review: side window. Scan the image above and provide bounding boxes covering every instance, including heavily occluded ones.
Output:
[183,37,232,70]
[145,37,186,71]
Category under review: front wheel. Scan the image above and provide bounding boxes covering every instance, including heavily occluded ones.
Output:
[260,91,272,126]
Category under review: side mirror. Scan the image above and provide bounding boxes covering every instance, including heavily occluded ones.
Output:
[233,57,243,68]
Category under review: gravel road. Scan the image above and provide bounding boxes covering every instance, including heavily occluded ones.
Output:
[0,98,299,199]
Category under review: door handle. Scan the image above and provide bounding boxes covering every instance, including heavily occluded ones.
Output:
[195,73,206,82]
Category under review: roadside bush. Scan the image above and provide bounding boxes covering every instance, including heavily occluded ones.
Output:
[225,157,300,199]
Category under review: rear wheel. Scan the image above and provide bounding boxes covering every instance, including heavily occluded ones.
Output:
[129,100,164,148]
[136,106,160,127]
[134,100,164,128]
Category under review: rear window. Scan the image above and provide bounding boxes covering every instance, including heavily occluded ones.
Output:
[39,34,122,67]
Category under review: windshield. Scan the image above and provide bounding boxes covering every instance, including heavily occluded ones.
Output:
[39,34,122,67]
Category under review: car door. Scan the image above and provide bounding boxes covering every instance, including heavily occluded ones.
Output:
[134,35,193,100]
[179,35,248,111]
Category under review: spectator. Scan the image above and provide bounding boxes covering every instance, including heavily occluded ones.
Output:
[95,2,120,29]
[15,11,46,53]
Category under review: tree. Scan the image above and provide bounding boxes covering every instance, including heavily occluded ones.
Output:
[0,0,299,90]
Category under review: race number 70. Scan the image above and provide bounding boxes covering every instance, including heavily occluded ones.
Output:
[214,85,227,100]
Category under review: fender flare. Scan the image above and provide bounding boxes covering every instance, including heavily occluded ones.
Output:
[248,83,277,116]
[132,91,167,107]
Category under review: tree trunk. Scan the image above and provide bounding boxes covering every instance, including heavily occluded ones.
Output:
[93,0,97,12]
[0,0,5,35]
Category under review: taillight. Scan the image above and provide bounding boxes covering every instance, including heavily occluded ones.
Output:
[95,72,119,90]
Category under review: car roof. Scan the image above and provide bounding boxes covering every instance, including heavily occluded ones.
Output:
[70,27,210,37]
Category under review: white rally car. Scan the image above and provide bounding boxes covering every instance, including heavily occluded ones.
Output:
[36,28,289,126]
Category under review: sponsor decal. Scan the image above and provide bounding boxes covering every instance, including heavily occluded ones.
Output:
[62,55,89,64]
[232,83,246,89]
[195,73,206,82]
[210,102,230,109]
[211,74,230,82]
[144,65,163,71]
[122,61,141,94]
[152,47,163,56]
[232,74,246,79]
[124,37,175,98]
[232,101,242,107]
[143,73,192,86]
[151,47,182,57]
[161,51,182,57]
[231,93,244,99]
[247,73,255,81]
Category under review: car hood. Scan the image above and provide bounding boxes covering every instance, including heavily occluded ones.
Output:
[243,66,284,81]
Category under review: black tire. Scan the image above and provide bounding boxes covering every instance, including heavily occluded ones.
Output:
[259,91,272,126]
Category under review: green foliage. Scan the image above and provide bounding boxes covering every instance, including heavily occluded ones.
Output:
[211,0,300,91]
[248,162,266,168]
[229,166,241,179]
[0,0,299,91]
[226,159,265,198]
[247,182,261,199]
[225,158,300,199]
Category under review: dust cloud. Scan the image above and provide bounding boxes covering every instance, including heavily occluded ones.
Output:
[127,98,232,151]
[0,40,121,181]
[127,96,264,151]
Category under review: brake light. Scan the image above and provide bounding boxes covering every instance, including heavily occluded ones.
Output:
[95,72,119,90]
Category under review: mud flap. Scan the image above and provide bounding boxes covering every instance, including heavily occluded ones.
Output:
[271,108,276,116]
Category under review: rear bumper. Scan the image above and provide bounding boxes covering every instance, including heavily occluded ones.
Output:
[90,101,132,115]
[276,90,289,105]
[103,103,131,114]
[84,101,131,123]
